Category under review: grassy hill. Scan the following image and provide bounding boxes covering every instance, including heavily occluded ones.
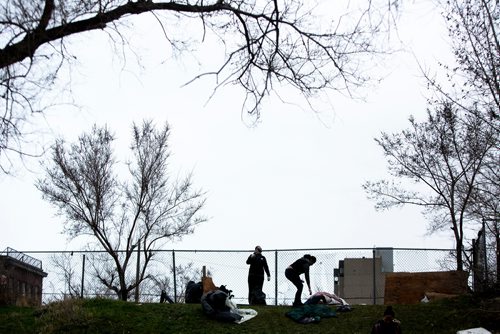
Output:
[0,295,498,333]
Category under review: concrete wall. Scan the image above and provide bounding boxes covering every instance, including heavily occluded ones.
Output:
[337,257,386,305]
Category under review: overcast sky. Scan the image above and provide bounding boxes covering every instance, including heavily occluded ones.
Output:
[0,1,459,253]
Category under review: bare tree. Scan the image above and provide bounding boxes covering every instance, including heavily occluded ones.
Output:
[423,0,499,130]
[50,252,82,298]
[444,0,499,117]
[363,103,496,271]
[36,120,206,300]
[0,0,397,173]
[415,0,500,274]
[365,0,499,273]
[444,0,500,286]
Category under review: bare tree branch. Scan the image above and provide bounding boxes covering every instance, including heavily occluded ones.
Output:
[0,0,396,173]
[363,103,497,271]
[36,119,207,300]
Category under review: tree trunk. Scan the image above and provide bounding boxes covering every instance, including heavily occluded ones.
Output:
[496,232,500,284]
[119,271,128,301]
[119,288,128,301]
[456,243,463,271]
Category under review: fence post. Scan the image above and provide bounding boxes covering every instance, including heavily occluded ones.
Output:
[372,248,376,305]
[135,242,140,302]
[275,250,278,306]
[80,254,85,299]
[172,250,177,303]
[482,219,488,286]
[472,238,478,292]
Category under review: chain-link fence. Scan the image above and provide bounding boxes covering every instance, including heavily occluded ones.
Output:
[472,225,499,293]
[15,247,460,306]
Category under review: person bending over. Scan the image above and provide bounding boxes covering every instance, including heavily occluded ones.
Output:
[285,254,316,307]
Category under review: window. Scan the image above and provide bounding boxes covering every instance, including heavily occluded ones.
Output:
[20,281,26,296]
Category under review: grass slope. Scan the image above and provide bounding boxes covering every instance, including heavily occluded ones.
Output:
[0,295,498,333]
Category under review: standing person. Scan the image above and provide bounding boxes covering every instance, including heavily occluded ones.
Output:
[285,254,316,307]
[246,245,271,305]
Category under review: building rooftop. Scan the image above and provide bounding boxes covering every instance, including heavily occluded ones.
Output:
[0,247,42,270]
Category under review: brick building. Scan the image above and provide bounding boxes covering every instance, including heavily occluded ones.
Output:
[0,247,47,306]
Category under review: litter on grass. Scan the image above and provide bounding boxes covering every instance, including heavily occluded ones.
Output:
[456,328,491,334]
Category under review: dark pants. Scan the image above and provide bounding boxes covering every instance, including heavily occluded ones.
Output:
[285,267,303,305]
[248,274,264,304]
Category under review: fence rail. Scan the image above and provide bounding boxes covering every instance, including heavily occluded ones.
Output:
[17,247,463,306]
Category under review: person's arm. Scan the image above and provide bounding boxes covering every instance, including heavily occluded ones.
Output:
[263,257,271,280]
[246,254,254,265]
[304,266,312,294]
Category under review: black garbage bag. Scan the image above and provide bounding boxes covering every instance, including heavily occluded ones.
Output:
[201,290,242,323]
[185,281,203,304]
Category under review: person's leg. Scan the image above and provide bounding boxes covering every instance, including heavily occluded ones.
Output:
[285,268,303,305]
[256,275,264,292]
[248,274,260,304]
[248,275,254,304]
[294,279,303,305]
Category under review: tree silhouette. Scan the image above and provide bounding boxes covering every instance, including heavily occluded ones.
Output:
[0,0,396,172]
[37,120,206,300]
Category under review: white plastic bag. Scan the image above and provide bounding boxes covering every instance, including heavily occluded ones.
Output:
[456,328,491,334]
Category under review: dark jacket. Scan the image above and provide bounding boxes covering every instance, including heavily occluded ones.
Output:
[201,290,242,323]
[371,319,402,334]
[289,257,312,287]
[246,253,270,277]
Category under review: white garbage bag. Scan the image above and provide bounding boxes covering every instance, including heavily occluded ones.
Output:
[456,328,491,334]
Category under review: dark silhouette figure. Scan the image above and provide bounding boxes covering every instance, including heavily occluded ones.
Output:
[284,254,316,307]
[246,245,271,305]
[371,306,402,334]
